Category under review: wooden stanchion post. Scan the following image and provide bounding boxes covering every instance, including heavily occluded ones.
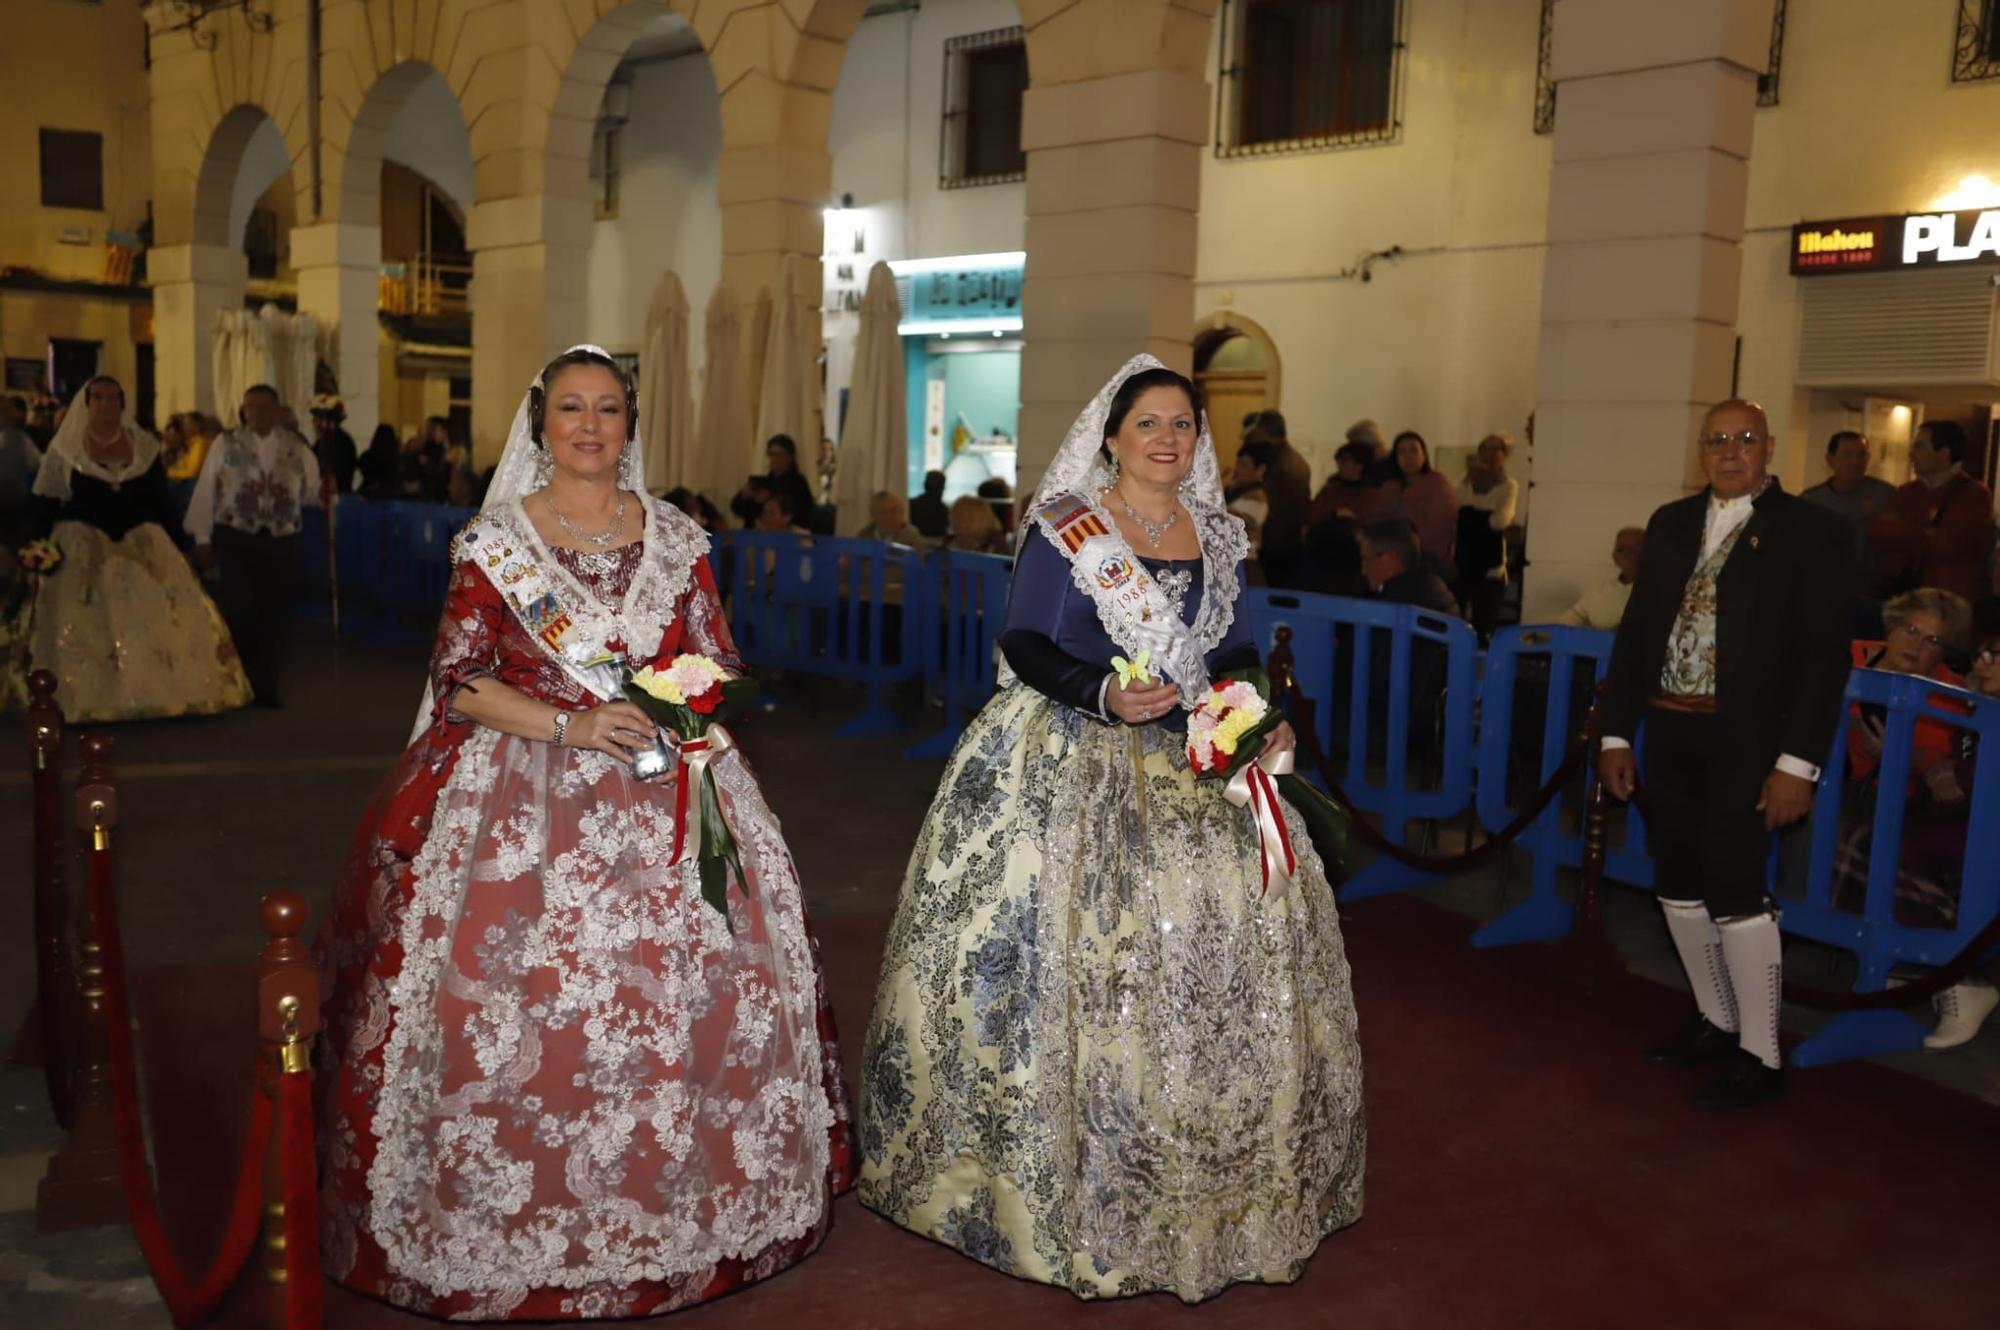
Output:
[1571,682,1616,995]
[36,734,124,1229]
[257,890,319,1329]
[26,670,71,1127]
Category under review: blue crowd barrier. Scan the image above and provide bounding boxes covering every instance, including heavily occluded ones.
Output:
[273,500,2000,1062]
[300,498,472,640]
[904,550,1013,759]
[1468,625,1654,947]
[1781,669,2000,1067]
[1244,589,1479,901]
[718,532,926,738]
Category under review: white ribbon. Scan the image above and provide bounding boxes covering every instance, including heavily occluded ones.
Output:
[1225,747,1297,898]
[670,724,737,865]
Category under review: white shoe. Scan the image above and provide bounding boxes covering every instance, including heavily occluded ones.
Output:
[1924,981,2000,1050]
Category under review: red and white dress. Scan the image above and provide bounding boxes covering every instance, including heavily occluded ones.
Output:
[316,496,854,1319]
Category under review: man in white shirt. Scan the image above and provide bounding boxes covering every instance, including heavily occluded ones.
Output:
[1558,527,1645,629]
[186,384,322,706]
[1598,400,1854,1109]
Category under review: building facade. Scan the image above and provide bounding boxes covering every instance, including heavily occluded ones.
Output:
[5,1,2000,613]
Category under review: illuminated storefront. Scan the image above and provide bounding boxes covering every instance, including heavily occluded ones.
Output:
[889,251,1024,501]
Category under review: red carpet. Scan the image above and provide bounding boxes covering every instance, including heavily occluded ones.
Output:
[126,898,1999,1330]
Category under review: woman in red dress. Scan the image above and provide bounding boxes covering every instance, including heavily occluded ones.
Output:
[316,346,853,1319]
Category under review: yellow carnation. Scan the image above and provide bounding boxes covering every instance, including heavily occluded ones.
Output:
[631,666,687,705]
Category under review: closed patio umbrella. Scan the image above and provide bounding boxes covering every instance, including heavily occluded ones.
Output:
[832,262,907,534]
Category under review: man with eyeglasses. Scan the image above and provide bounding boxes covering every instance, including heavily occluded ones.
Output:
[1598,400,1855,1109]
[1868,419,1993,602]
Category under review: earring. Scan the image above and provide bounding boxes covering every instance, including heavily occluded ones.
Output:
[532,445,554,491]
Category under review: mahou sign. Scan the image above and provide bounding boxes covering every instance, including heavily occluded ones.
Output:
[1792,208,2000,276]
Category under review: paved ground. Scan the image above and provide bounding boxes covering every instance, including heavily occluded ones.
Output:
[3,619,1995,1326]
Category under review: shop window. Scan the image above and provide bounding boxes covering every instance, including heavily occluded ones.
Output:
[1537,0,1785,134]
[941,28,1028,189]
[40,129,103,211]
[1959,0,2000,81]
[1217,0,1401,158]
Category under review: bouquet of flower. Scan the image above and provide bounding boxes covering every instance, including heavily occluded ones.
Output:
[18,539,61,576]
[1187,667,1348,889]
[626,655,764,922]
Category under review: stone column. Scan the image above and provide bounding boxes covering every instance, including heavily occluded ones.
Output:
[1523,0,1774,620]
[149,244,246,420]
[467,195,590,469]
[718,144,830,482]
[292,222,384,444]
[1016,0,1211,496]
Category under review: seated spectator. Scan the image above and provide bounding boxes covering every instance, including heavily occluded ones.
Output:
[166,411,215,482]
[1357,515,1458,616]
[1226,440,1274,546]
[909,469,949,539]
[1920,598,2000,1048]
[1869,419,1993,601]
[1845,588,1971,784]
[947,494,1009,554]
[1455,432,1520,641]
[757,491,810,536]
[976,477,1015,532]
[1560,526,1645,628]
[1808,588,1976,963]
[858,490,924,546]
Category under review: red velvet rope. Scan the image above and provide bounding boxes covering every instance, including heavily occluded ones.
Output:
[279,1068,323,1330]
[92,844,275,1326]
[1277,675,1590,874]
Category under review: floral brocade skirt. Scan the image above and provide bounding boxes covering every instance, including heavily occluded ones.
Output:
[858,683,1365,1302]
[16,521,249,721]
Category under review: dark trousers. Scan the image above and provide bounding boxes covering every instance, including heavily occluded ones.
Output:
[214,527,301,701]
[1642,704,1774,917]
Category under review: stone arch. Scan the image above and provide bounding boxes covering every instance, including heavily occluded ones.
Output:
[1194,310,1282,470]
[334,60,474,228]
[191,104,294,251]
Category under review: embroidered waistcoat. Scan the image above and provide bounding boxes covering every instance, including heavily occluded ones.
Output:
[1659,519,1749,697]
[217,432,308,537]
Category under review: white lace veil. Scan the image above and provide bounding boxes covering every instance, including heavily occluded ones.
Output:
[34,381,162,502]
[410,344,647,739]
[482,342,647,514]
[1023,352,1224,520]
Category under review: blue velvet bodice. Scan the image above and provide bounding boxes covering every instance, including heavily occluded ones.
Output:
[1004,525,1255,721]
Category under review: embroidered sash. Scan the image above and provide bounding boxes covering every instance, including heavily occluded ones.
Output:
[455,513,629,703]
[1028,492,1212,706]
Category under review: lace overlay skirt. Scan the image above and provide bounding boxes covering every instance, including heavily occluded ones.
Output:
[318,726,854,1320]
[858,683,1365,1302]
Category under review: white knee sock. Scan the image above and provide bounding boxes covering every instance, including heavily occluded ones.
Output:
[1661,898,1737,1034]
[1718,914,1784,1070]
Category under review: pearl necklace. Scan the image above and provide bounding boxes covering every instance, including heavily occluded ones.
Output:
[547,491,626,547]
[1115,488,1180,549]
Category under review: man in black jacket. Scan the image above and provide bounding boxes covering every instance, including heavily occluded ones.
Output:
[1599,399,1854,1109]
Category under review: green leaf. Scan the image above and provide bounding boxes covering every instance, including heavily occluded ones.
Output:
[699,853,732,929]
[1277,772,1350,882]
